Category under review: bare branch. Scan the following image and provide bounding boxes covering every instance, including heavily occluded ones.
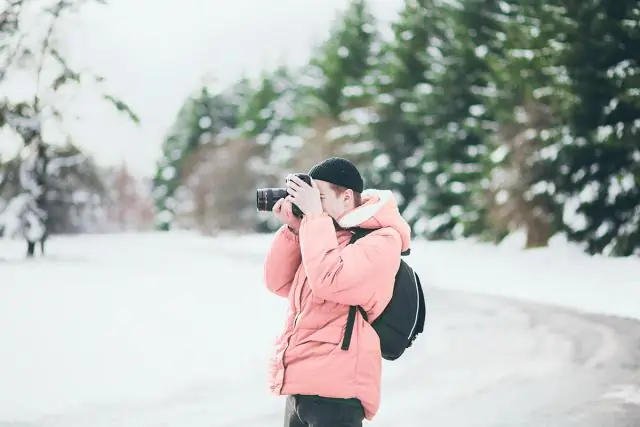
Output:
[103,94,141,124]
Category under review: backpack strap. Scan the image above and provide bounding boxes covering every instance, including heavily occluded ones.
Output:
[341,306,367,350]
[340,227,410,351]
[348,227,373,243]
[348,226,411,256]
[341,228,373,351]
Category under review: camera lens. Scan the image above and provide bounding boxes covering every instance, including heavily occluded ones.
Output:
[256,188,288,212]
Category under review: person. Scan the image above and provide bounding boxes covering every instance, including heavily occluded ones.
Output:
[263,157,412,427]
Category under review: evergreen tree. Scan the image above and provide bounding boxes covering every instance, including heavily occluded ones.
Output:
[307,0,377,118]
[415,0,500,239]
[152,80,249,230]
[473,0,569,247]
[363,0,442,230]
[238,66,303,231]
[153,92,207,231]
[240,65,301,171]
[555,0,640,256]
[0,0,138,253]
[298,0,379,165]
[148,0,640,256]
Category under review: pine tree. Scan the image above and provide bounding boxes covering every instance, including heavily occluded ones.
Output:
[240,66,301,173]
[469,0,571,248]
[413,0,501,239]
[152,80,248,230]
[362,0,443,230]
[554,0,640,256]
[297,0,379,167]
[307,0,377,118]
[237,66,304,231]
[153,92,206,230]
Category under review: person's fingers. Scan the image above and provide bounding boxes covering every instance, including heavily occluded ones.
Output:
[288,175,310,188]
[283,197,296,217]
[272,198,284,213]
[287,178,301,192]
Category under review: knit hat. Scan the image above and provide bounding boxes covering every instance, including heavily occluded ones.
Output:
[308,157,364,193]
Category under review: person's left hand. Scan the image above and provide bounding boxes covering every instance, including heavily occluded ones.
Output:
[286,175,323,216]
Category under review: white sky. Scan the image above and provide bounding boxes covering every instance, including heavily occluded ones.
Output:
[52,0,401,177]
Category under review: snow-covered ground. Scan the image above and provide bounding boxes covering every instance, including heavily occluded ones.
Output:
[195,229,640,321]
[0,231,639,425]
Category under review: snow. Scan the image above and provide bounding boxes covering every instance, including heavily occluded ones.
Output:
[46,154,87,176]
[0,230,639,424]
[0,232,287,423]
[3,113,41,134]
[421,231,640,321]
[326,123,362,141]
[0,193,46,241]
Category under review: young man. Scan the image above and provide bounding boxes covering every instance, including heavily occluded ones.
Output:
[263,157,412,427]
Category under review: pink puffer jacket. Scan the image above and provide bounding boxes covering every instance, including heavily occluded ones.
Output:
[263,189,412,420]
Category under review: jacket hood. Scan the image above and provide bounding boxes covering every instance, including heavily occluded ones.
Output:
[337,189,412,253]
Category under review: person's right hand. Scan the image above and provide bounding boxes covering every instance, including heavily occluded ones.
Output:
[272,197,302,233]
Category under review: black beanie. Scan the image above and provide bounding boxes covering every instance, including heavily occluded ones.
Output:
[308,157,364,193]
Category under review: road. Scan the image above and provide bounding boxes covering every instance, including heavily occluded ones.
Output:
[1,284,639,427]
[370,287,640,427]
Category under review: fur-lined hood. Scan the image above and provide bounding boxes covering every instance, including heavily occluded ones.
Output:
[337,189,412,253]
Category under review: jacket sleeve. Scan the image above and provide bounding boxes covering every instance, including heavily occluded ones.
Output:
[298,212,402,306]
[263,225,302,298]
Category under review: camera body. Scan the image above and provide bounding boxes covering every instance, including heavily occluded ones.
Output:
[256,173,312,218]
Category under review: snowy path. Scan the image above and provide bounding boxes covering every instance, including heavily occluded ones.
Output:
[1,233,639,426]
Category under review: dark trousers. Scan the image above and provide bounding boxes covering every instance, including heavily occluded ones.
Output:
[284,394,365,427]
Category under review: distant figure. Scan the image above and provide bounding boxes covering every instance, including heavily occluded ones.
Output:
[0,193,48,257]
[263,157,412,426]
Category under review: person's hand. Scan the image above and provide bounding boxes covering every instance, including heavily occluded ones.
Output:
[286,175,323,216]
[272,197,302,233]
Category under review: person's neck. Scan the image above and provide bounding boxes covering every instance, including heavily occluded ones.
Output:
[333,205,358,232]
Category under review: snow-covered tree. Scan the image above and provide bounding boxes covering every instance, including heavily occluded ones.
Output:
[236,66,306,231]
[0,141,107,255]
[0,0,138,256]
[358,0,443,231]
[239,66,302,176]
[152,80,250,230]
[551,0,640,256]
[294,0,379,169]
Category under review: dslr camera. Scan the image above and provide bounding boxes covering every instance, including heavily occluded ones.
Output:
[256,173,312,218]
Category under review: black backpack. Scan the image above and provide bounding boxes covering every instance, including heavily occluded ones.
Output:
[340,227,426,361]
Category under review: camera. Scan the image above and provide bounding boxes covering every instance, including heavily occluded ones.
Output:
[256,173,312,218]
